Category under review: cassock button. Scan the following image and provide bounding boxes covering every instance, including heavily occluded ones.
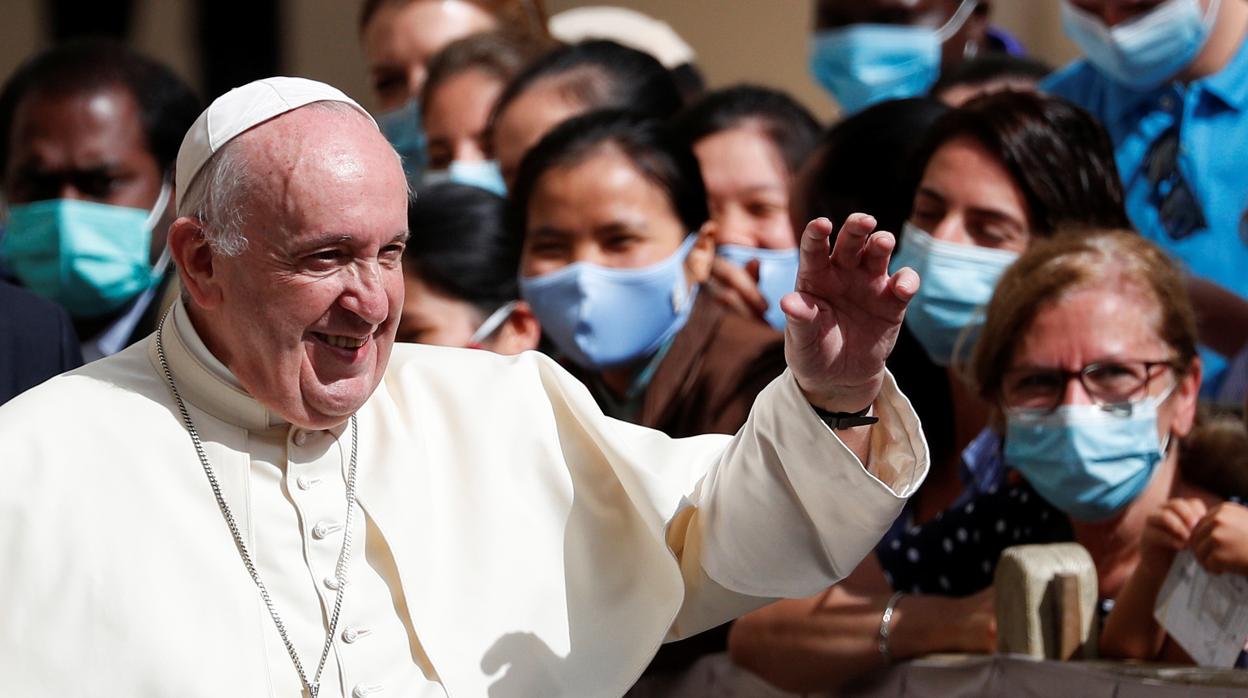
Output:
[342,626,370,643]
[296,475,321,491]
[312,521,342,540]
[292,429,309,447]
[324,575,342,591]
[353,684,384,697]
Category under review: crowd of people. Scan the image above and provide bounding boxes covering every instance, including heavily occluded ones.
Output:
[4,0,1248,695]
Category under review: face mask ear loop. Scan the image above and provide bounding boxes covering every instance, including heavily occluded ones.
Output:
[146,178,175,280]
[467,300,520,347]
[936,0,981,43]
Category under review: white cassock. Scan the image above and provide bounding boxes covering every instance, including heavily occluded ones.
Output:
[0,301,928,698]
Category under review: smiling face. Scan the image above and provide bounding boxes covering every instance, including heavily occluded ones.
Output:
[362,0,497,111]
[910,135,1032,253]
[693,124,797,250]
[186,107,409,429]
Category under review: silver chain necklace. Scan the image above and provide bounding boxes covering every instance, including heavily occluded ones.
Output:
[156,318,359,698]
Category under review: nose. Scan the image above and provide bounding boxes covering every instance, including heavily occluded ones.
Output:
[338,260,391,327]
[929,214,971,245]
[714,204,757,247]
[453,138,487,163]
[1059,372,1095,407]
[569,240,609,267]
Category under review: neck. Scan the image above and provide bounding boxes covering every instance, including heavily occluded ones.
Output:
[1072,450,1181,599]
[948,367,988,456]
[601,359,649,399]
[912,369,989,524]
[1179,0,1248,81]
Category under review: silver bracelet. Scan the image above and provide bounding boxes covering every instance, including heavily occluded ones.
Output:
[878,591,905,663]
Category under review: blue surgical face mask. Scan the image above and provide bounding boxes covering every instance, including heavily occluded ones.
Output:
[809,0,979,114]
[889,222,1018,366]
[1,181,172,319]
[520,235,698,371]
[422,159,507,197]
[716,244,798,330]
[377,99,427,185]
[1061,0,1220,90]
[1004,386,1174,522]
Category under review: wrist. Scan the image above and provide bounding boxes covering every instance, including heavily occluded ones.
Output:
[800,375,883,414]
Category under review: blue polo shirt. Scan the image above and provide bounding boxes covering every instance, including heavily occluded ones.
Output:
[1044,38,1248,388]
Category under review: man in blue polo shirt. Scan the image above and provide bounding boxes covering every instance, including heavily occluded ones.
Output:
[1044,0,1248,390]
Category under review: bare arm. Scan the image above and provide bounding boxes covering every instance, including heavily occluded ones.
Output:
[1100,498,1206,661]
[728,557,996,694]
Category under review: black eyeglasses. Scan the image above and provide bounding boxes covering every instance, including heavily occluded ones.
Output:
[1145,126,1207,241]
[1001,359,1178,415]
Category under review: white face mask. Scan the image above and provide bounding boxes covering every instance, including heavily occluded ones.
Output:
[1060,0,1221,90]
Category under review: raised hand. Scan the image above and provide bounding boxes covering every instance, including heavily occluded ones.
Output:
[781,214,918,413]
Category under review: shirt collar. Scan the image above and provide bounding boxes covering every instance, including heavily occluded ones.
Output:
[147,299,288,431]
[1198,32,1248,110]
[1096,34,1248,122]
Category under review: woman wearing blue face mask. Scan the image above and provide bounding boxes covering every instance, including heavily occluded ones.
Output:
[971,230,1248,664]
[670,85,822,331]
[358,0,549,184]
[729,92,1129,693]
[419,31,546,197]
[512,108,788,681]
[512,109,786,437]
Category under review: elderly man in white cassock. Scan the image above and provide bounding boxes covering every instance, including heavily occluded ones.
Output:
[0,77,928,698]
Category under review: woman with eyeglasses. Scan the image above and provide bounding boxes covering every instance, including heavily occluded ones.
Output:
[729,90,1130,694]
[970,229,1248,665]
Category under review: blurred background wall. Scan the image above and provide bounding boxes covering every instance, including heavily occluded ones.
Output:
[0,0,1080,120]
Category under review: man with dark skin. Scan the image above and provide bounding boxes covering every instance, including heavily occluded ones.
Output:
[0,40,200,359]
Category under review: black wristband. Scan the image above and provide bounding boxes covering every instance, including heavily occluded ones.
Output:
[812,403,879,430]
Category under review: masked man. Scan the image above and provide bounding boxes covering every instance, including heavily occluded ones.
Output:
[0,77,928,698]
[1043,0,1248,392]
[0,40,201,361]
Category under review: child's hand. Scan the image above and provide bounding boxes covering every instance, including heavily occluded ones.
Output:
[1140,498,1207,571]
[1189,502,1248,576]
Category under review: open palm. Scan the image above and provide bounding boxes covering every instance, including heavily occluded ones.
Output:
[780,214,919,412]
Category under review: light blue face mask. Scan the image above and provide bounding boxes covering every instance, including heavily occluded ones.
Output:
[1005,386,1173,522]
[809,0,979,114]
[716,244,798,330]
[377,99,427,185]
[422,159,507,197]
[519,235,698,371]
[1,182,172,319]
[889,222,1018,366]
[1061,0,1220,90]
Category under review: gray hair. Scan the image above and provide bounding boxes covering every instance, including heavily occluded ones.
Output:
[175,100,398,257]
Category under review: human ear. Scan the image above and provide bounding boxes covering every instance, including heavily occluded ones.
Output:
[1167,357,1203,438]
[490,301,542,355]
[168,216,225,310]
[685,224,717,284]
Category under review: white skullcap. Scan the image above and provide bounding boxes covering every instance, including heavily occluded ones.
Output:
[548,7,696,69]
[175,76,376,207]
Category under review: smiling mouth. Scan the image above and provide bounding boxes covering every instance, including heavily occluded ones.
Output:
[312,332,368,350]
